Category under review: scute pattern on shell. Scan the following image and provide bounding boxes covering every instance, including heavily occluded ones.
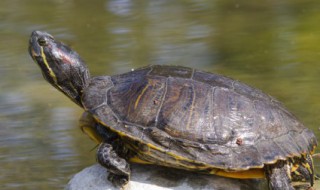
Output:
[82,65,317,170]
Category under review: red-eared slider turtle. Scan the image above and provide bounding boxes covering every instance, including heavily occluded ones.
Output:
[29,31,317,190]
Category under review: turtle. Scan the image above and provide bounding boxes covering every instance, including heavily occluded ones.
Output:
[28,30,317,190]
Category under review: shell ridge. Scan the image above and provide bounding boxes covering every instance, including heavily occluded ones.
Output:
[146,65,155,76]
[154,77,169,127]
[82,76,113,111]
[190,68,195,79]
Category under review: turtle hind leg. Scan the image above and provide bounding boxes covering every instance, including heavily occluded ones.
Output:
[97,142,131,188]
[265,160,295,190]
[291,154,315,188]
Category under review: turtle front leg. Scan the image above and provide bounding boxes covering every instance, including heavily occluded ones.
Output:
[265,160,294,190]
[97,142,131,188]
[80,112,131,187]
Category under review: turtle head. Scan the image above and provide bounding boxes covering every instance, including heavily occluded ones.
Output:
[28,31,90,107]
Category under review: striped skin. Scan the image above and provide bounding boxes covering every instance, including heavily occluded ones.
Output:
[29,31,90,107]
[82,65,317,179]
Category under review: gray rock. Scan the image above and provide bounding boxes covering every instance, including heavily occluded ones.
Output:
[66,164,268,190]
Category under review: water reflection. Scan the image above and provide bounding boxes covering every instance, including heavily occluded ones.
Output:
[107,0,133,16]
[0,90,94,189]
[0,0,319,189]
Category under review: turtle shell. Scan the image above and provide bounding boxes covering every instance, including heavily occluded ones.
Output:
[82,65,317,171]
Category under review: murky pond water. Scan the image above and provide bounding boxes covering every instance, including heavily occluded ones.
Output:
[1,0,320,189]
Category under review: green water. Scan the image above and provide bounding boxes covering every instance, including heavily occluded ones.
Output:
[1,0,320,189]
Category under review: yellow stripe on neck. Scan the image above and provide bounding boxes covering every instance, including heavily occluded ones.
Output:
[40,47,58,84]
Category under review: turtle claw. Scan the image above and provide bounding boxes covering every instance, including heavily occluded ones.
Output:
[97,142,131,188]
[108,173,129,188]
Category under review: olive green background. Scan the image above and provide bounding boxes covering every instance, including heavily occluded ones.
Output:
[0,0,320,189]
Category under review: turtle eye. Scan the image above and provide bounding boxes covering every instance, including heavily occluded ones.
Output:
[38,37,48,46]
